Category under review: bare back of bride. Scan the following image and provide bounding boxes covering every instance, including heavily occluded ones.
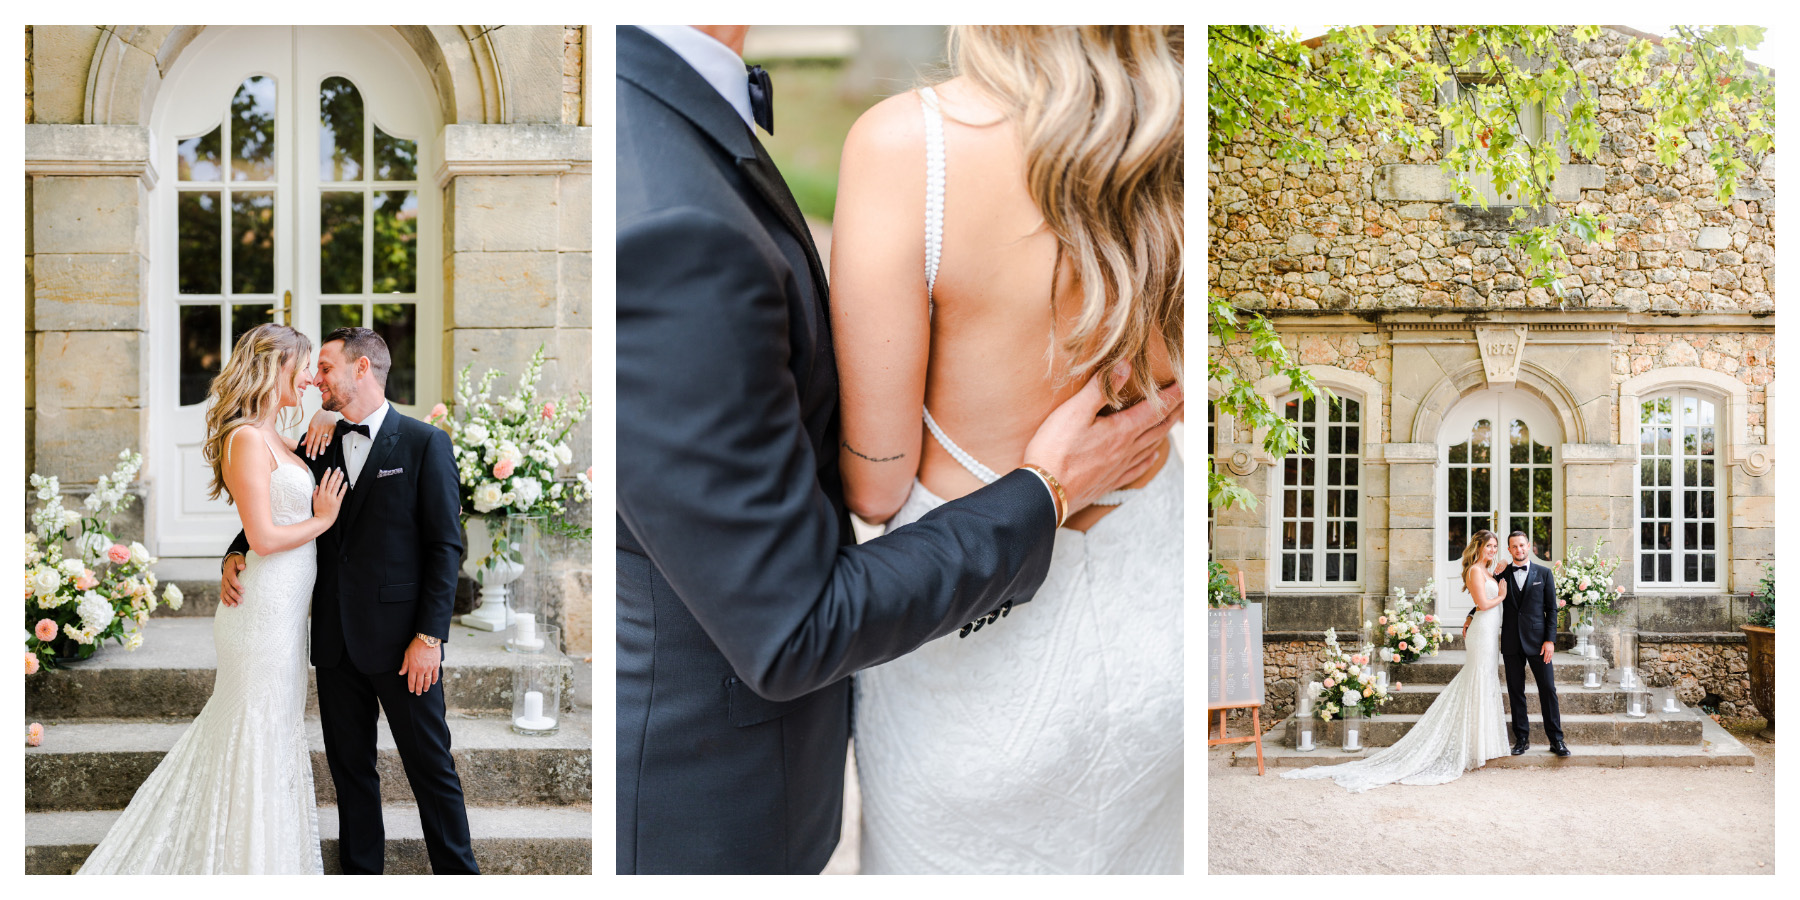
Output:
[828,26,1184,873]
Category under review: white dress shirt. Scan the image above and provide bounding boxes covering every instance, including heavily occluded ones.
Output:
[1513,565,1527,590]
[639,25,754,129]
[341,401,392,488]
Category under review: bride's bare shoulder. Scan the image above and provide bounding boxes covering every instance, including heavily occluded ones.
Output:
[842,89,929,163]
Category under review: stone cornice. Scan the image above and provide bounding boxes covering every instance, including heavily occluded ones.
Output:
[1230,309,1774,333]
[434,123,594,188]
[24,124,158,188]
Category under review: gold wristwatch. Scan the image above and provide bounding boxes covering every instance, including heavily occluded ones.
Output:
[416,633,441,648]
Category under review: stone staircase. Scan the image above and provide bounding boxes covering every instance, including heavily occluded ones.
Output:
[25,618,592,874]
[1234,640,1754,770]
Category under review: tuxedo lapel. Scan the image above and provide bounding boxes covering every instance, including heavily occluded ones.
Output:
[739,137,829,303]
[338,427,403,537]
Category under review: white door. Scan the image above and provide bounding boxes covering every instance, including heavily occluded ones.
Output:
[1433,388,1561,620]
[148,26,441,557]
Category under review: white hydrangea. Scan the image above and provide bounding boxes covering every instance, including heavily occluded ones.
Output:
[76,591,113,634]
[1342,689,1363,705]
[472,481,505,514]
[510,476,542,510]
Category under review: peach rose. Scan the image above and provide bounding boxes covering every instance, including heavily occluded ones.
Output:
[428,402,449,422]
[34,619,56,642]
[1557,599,1567,608]
[26,722,43,747]
[1378,616,1388,625]
[493,459,517,479]
[1398,642,1408,651]
[1323,678,1336,688]
[541,401,556,419]
[25,652,40,676]
[1394,682,1404,690]
[107,543,131,565]
[75,570,98,591]
[1424,615,1436,623]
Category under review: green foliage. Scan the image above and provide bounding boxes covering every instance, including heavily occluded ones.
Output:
[1208,25,1773,298]
[1749,563,1775,628]
[1207,293,1329,511]
[1208,560,1245,607]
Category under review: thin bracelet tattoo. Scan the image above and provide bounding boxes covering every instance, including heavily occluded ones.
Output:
[843,441,906,463]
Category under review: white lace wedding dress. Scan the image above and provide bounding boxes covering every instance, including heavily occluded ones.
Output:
[1282,575,1509,793]
[79,433,322,874]
[850,87,1183,875]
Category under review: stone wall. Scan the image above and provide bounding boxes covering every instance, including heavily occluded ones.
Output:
[1210,27,1775,314]
[1640,638,1758,720]
[562,26,584,126]
[1224,638,1330,731]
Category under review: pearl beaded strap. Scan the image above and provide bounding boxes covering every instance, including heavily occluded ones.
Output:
[914,86,1140,510]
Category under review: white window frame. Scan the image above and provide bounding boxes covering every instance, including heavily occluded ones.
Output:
[1440,74,1550,207]
[1634,389,1726,591]
[1271,391,1365,590]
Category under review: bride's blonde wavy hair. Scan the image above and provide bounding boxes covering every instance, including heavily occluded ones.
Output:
[202,323,311,502]
[1460,529,1500,574]
[945,25,1183,410]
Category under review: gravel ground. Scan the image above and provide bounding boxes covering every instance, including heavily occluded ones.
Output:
[1209,729,1775,874]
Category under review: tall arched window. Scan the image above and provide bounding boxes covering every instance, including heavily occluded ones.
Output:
[1637,390,1722,588]
[1276,393,1362,587]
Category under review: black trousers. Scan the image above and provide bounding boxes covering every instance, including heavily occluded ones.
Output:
[316,658,479,874]
[1502,649,1565,745]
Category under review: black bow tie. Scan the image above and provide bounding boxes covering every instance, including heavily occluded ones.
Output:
[335,420,371,439]
[747,64,774,134]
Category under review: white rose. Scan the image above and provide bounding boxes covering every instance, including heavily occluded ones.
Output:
[499,443,525,468]
[125,631,143,651]
[63,510,83,531]
[59,558,85,578]
[554,443,572,465]
[1342,689,1362,705]
[472,481,505,514]
[163,584,184,610]
[463,423,489,445]
[510,476,542,509]
[129,542,151,566]
[31,567,62,598]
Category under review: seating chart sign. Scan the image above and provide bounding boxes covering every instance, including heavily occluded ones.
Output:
[1207,603,1264,707]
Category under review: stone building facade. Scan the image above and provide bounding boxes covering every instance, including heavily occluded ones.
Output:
[1209,26,1773,721]
[24,25,594,649]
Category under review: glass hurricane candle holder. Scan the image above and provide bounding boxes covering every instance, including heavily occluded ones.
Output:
[1295,689,1316,751]
[1657,687,1684,715]
[1613,625,1639,688]
[1624,688,1649,719]
[506,611,547,653]
[511,625,563,736]
[1342,706,1364,752]
[1582,654,1606,689]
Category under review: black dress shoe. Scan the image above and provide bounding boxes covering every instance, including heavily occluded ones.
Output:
[1550,741,1572,757]
[1510,741,1529,756]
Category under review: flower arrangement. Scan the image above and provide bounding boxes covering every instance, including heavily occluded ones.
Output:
[1376,582,1447,664]
[430,345,593,546]
[1748,563,1774,628]
[1308,627,1395,721]
[1552,539,1625,627]
[25,451,181,672]
[1207,560,1244,608]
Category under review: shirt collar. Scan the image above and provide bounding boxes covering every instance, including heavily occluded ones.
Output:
[346,401,391,441]
[639,25,753,130]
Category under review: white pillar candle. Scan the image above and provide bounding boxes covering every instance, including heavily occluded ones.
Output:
[1298,731,1315,751]
[1345,728,1361,751]
[523,690,544,721]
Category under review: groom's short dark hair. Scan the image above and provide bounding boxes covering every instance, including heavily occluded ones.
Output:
[1508,530,1530,545]
[324,326,392,388]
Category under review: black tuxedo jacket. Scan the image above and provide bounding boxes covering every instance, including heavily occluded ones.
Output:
[615,26,1056,874]
[228,408,464,674]
[1474,562,1559,655]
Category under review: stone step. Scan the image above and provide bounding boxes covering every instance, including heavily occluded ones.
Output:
[23,803,592,874]
[1379,683,1630,715]
[1278,710,1704,748]
[25,711,591,811]
[1389,649,1597,685]
[1233,713,1754,769]
[26,618,571,718]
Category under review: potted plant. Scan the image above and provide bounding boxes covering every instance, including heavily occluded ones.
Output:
[1208,560,1243,608]
[1742,564,1774,740]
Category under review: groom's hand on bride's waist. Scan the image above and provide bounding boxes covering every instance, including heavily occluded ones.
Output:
[1022,363,1182,519]
[220,553,247,607]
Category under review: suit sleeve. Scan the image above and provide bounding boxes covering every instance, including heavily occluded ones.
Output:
[1541,568,1559,646]
[617,206,1056,703]
[222,437,322,564]
[414,426,463,641]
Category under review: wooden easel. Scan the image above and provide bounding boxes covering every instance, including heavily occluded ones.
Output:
[1207,571,1266,774]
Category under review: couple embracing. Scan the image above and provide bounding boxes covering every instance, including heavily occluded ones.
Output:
[1286,530,1571,793]
[78,326,477,874]
[617,25,1184,873]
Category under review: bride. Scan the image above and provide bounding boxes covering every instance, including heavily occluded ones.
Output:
[1282,530,1511,792]
[829,25,1184,873]
[78,324,347,874]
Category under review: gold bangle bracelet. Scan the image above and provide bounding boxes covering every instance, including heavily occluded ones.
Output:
[1018,464,1069,528]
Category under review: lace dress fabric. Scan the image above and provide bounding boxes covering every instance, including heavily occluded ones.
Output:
[1282,576,1510,793]
[79,450,322,875]
[854,457,1184,873]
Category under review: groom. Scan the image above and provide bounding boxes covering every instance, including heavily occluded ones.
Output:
[1468,531,1571,758]
[617,25,1180,874]
[221,327,478,874]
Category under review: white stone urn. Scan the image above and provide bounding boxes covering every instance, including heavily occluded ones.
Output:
[458,515,538,632]
[1572,621,1596,657]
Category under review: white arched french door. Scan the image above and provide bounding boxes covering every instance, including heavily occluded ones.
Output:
[148,26,441,557]
[1433,388,1561,620]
